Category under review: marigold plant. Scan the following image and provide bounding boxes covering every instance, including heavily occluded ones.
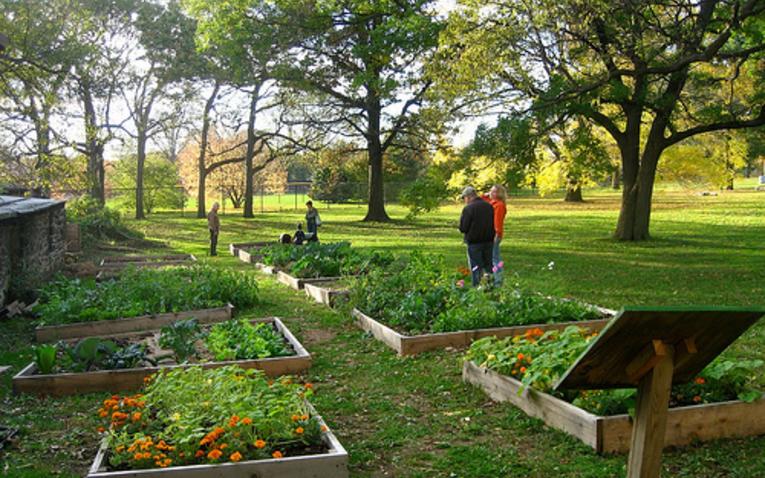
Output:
[96,366,326,471]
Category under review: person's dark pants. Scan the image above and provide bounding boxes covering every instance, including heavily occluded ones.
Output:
[466,241,493,287]
[210,229,218,256]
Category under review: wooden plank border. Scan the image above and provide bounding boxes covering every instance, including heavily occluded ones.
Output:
[277,273,343,291]
[304,282,350,308]
[88,402,348,478]
[462,360,765,453]
[35,304,235,343]
[352,308,613,357]
[16,318,311,396]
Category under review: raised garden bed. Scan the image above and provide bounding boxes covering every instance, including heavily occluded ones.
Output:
[96,254,197,281]
[229,241,270,257]
[35,304,234,343]
[87,409,348,478]
[462,359,765,453]
[14,318,311,396]
[277,272,343,291]
[352,308,613,357]
[304,281,350,308]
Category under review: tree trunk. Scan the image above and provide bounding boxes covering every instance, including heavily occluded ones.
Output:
[615,146,660,241]
[362,93,390,222]
[197,83,220,219]
[82,85,105,206]
[611,169,620,190]
[564,184,583,202]
[243,86,260,219]
[135,128,146,220]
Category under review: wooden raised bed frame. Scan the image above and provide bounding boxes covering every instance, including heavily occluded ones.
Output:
[352,308,613,357]
[462,359,765,453]
[87,403,348,478]
[304,281,350,308]
[14,318,311,396]
[35,304,234,343]
[277,272,343,291]
[99,254,197,269]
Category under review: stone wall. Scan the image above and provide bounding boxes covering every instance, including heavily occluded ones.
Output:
[0,196,67,305]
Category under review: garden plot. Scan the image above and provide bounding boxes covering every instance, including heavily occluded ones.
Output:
[462,311,765,453]
[304,281,350,308]
[353,308,613,356]
[14,317,311,396]
[463,359,765,453]
[35,304,234,342]
[87,366,348,478]
[96,254,197,281]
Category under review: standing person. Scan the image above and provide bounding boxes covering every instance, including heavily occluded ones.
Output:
[458,186,495,287]
[481,184,508,286]
[305,200,320,242]
[207,201,220,256]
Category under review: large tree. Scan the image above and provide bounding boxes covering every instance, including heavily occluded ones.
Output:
[273,0,444,222]
[439,0,765,240]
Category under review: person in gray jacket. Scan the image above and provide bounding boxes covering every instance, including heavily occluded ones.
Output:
[458,186,495,287]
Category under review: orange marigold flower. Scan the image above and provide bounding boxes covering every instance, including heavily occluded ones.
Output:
[97,427,106,433]
[693,396,702,403]
[517,353,525,360]
[195,450,205,458]
[134,453,144,461]
[241,417,253,425]
[272,451,283,458]
[230,452,243,462]
[301,414,309,420]
[208,449,223,460]
[254,439,266,449]
[520,367,527,373]
[305,383,313,390]
[295,427,304,434]
[132,412,142,422]
[321,426,328,432]
[291,414,300,421]
[694,377,706,385]
[230,415,240,423]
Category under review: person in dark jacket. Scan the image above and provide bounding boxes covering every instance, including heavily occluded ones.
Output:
[458,186,495,287]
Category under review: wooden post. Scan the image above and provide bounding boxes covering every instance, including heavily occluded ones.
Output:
[627,343,675,478]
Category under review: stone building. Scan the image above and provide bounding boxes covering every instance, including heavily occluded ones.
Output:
[0,195,67,305]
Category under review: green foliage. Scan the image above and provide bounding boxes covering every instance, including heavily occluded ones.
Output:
[261,241,394,278]
[206,318,292,361]
[33,265,259,326]
[159,318,206,363]
[110,152,186,215]
[57,337,156,373]
[398,177,447,219]
[349,251,604,335]
[467,329,764,416]
[67,194,144,243]
[33,344,58,375]
[100,366,323,469]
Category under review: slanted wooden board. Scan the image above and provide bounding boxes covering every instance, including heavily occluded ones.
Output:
[88,403,348,478]
[35,304,234,343]
[557,306,765,390]
[555,306,764,478]
[353,308,614,357]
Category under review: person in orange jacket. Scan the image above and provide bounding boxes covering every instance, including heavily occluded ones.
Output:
[481,185,507,285]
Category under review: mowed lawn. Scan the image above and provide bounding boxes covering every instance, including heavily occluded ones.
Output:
[1,181,763,478]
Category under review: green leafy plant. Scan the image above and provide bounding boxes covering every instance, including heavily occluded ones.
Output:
[33,265,259,326]
[467,328,764,416]
[205,318,292,361]
[58,337,156,372]
[159,317,206,363]
[97,366,325,470]
[33,344,58,375]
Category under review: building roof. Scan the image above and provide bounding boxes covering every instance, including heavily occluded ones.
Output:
[0,195,65,222]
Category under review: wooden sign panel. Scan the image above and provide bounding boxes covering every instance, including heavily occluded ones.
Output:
[556,306,764,391]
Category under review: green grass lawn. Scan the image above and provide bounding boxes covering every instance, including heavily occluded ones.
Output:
[1,182,764,477]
